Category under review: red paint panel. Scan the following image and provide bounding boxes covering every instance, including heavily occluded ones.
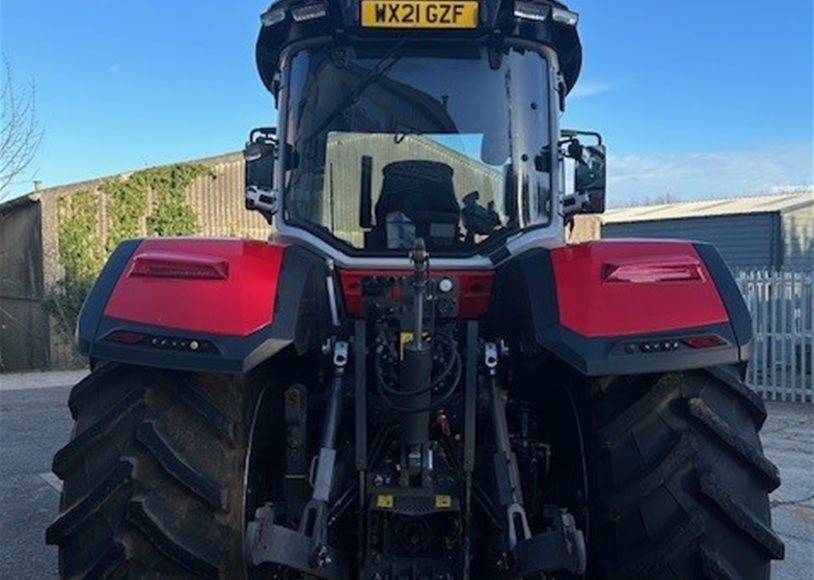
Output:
[455,271,495,319]
[338,269,494,319]
[551,240,728,338]
[105,239,285,337]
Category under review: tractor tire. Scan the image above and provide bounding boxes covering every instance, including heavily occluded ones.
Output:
[46,363,270,579]
[589,366,784,580]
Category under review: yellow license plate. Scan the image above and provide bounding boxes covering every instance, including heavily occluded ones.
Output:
[361,0,479,29]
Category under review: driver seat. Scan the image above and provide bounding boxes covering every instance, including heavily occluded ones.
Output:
[370,160,460,250]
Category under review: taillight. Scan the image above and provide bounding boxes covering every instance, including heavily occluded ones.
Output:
[683,335,727,349]
[603,257,704,283]
[130,253,229,280]
[106,331,146,344]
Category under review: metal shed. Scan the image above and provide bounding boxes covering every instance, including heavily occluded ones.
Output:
[601,192,814,271]
[0,152,268,372]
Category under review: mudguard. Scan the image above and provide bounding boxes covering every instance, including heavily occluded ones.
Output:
[490,240,752,376]
[77,238,331,373]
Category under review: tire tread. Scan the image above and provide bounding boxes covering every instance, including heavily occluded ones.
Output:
[591,367,782,580]
[609,510,705,580]
[687,397,780,489]
[48,365,252,579]
[159,379,237,446]
[606,434,696,520]
[46,459,133,544]
[126,498,222,579]
[136,420,225,510]
[53,388,143,479]
[698,472,784,559]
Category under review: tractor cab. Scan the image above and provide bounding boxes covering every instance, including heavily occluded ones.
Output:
[245,0,606,264]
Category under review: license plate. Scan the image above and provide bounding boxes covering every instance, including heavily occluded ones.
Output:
[361,0,479,29]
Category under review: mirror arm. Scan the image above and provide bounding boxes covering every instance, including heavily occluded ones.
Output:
[556,71,567,112]
[561,129,603,146]
[562,190,592,218]
[245,186,277,224]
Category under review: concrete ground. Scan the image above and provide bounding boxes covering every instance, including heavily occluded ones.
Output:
[0,370,812,579]
[762,402,814,580]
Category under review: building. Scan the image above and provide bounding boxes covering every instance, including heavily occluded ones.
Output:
[0,153,268,371]
[602,192,814,271]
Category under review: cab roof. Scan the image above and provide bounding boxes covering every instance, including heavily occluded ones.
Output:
[256,0,582,96]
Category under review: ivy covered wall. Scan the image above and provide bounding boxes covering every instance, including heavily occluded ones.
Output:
[1,152,272,370]
[47,163,214,337]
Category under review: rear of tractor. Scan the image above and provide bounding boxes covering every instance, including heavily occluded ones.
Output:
[47,1,783,579]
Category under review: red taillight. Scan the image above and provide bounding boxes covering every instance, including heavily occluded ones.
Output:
[106,331,146,344]
[683,335,727,349]
[130,253,229,280]
[603,257,704,283]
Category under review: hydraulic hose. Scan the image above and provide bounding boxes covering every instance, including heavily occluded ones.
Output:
[375,340,462,414]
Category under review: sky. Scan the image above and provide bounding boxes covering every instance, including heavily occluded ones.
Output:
[1,0,812,205]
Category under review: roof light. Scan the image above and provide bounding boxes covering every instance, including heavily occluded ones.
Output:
[603,258,704,284]
[261,7,286,27]
[551,6,579,26]
[130,253,229,280]
[291,2,327,22]
[513,1,551,22]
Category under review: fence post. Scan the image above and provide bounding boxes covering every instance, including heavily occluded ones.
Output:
[737,268,813,403]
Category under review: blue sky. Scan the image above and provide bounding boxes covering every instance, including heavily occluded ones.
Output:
[2,0,812,204]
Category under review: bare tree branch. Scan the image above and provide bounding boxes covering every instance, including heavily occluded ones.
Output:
[1,56,44,199]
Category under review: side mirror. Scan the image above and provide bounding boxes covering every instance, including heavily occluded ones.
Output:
[562,130,606,216]
[574,144,606,214]
[244,127,278,222]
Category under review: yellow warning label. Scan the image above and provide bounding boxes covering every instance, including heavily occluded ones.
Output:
[377,494,395,509]
[400,332,433,358]
[435,494,452,509]
[399,332,413,359]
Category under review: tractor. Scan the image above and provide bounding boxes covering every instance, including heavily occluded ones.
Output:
[47,1,784,578]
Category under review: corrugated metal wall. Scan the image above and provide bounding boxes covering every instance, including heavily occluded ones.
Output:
[33,153,270,244]
[185,154,270,239]
[783,205,814,272]
[0,153,271,370]
[602,213,783,271]
[0,200,50,371]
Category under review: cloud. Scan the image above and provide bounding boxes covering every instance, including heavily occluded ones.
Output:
[606,144,814,204]
[569,80,617,99]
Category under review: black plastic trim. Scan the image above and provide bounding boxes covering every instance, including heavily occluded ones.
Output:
[90,318,290,374]
[536,323,741,377]
[488,247,558,352]
[76,239,142,356]
[694,242,753,361]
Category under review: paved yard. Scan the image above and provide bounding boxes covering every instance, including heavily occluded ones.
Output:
[762,402,814,580]
[0,370,811,578]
